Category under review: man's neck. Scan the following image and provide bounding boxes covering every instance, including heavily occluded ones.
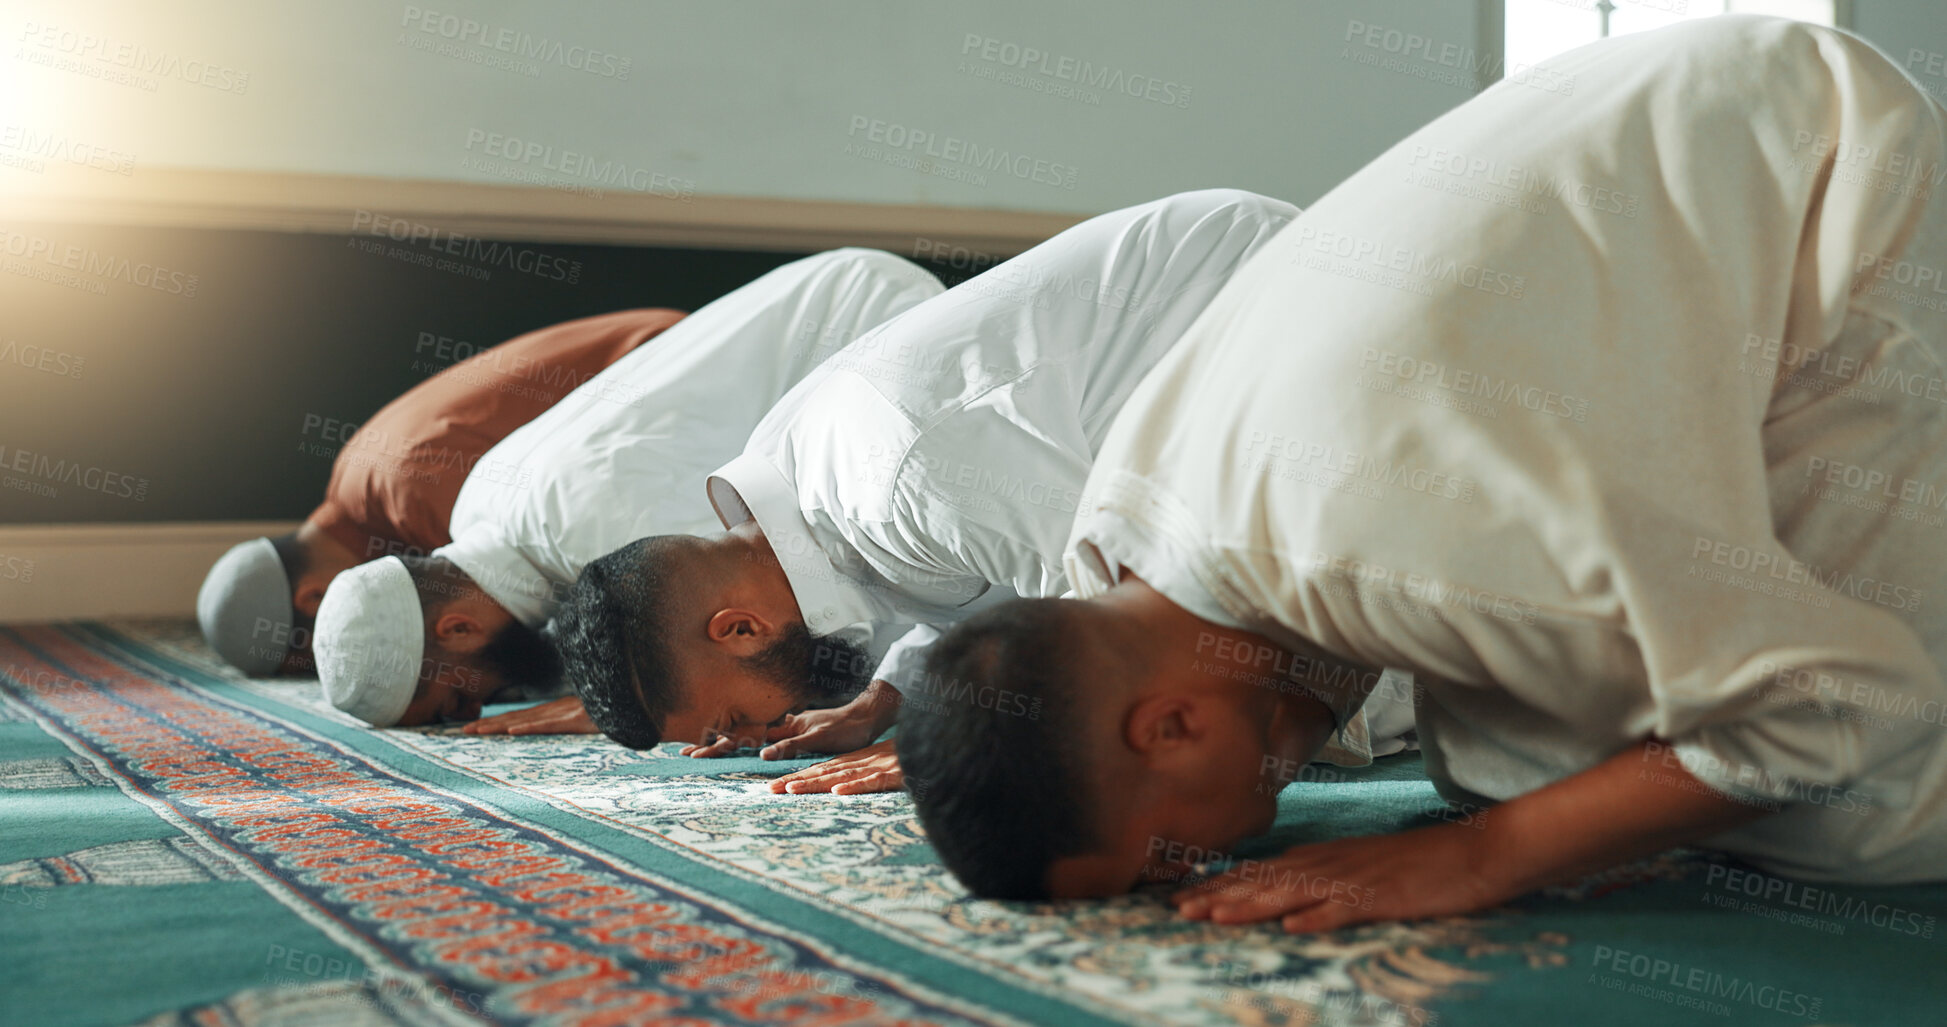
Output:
[722,524,798,612]
[294,519,361,576]
[1100,573,1363,764]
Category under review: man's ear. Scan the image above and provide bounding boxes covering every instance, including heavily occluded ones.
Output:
[292,577,330,620]
[704,607,776,657]
[1124,693,1204,760]
[432,610,492,654]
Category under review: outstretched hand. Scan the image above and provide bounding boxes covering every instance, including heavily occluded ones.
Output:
[463,696,599,736]
[1171,822,1506,933]
[769,739,904,795]
[679,718,802,758]
[1170,738,1772,932]
[679,679,901,760]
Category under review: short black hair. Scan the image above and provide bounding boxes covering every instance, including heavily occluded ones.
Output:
[554,538,683,749]
[268,531,312,583]
[897,598,1095,900]
[269,532,312,635]
[557,537,877,749]
[265,532,315,669]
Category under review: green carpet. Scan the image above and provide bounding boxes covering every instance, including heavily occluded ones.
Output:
[0,620,1938,1026]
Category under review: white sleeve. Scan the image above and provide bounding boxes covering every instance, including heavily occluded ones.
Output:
[875,440,1078,606]
[1648,533,1942,811]
[870,624,943,693]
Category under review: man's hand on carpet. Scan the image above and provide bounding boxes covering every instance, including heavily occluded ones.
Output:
[1170,822,1508,933]
[756,679,902,761]
[769,739,904,795]
[681,724,792,757]
[463,696,599,736]
[679,680,901,759]
[678,685,890,758]
[1171,740,1771,933]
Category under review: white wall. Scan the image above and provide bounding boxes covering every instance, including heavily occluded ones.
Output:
[4,0,1490,215]
[8,1,1944,223]
[1852,0,1947,105]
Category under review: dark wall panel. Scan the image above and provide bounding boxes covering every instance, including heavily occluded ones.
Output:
[0,223,955,525]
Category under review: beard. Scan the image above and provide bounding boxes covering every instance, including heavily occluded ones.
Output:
[477,618,564,693]
[738,621,874,707]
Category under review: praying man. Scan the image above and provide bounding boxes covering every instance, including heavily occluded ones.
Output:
[901,16,1947,925]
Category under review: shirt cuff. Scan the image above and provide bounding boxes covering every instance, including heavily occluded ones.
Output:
[871,624,943,692]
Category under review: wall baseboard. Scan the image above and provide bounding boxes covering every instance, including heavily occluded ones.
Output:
[2,166,1084,257]
[0,521,299,623]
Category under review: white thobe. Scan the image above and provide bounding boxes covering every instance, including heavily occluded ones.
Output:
[436,249,944,631]
[706,191,1299,700]
[1067,17,1947,882]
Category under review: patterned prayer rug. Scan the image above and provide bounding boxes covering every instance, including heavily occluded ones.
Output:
[1,621,1940,1026]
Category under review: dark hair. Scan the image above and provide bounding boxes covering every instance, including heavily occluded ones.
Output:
[896,598,1093,900]
[268,531,312,583]
[554,538,680,749]
[264,532,316,669]
[475,619,562,691]
[557,537,877,750]
[743,621,876,709]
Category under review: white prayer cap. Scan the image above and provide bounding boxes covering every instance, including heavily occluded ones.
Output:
[313,556,424,727]
[197,537,294,676]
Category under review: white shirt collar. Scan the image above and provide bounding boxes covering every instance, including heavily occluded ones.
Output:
[708,453,876,636]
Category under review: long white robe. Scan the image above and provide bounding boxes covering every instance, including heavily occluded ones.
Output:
[438,249,943,628]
